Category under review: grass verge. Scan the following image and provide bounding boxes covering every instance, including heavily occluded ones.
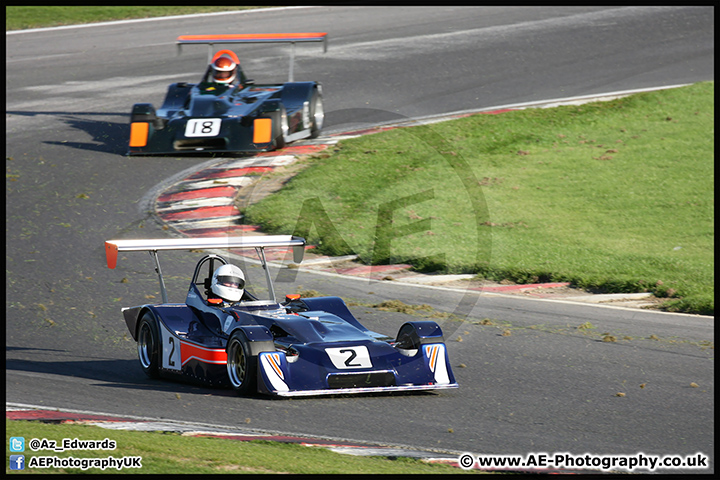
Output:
[5,6,264,31]
[6,419,464,474]
[245,83,714,315]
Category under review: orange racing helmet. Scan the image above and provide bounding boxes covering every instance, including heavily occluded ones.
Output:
[211,54,238,84]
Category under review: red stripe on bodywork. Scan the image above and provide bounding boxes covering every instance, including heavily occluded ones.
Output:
[181,341,227,366]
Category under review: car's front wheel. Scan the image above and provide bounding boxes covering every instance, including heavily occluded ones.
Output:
[226,330,258,395]
[272,106,288,150]
[309,90,324,139]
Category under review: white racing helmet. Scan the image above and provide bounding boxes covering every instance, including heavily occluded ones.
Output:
[211,264,245,302]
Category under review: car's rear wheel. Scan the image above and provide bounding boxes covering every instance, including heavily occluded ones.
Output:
[309,90,324,138]
[226,330,257,395]
[137,311,160,378]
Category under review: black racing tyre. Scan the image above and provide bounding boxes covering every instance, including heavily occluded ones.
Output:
[136,311,160,379]
[272,106,288,150]
[130,103,157,124]
[395,323,421,351]
[309,90,324,139]
[226,330,258,395]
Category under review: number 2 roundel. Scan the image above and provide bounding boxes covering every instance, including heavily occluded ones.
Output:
[325,346,372,369]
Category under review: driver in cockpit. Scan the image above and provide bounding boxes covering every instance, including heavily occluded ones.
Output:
[208,264,246,306]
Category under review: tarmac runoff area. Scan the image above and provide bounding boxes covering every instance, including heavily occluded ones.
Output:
[152,87,692,314]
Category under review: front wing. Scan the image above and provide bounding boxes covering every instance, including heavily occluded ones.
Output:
[128,115,278,155]
[256,342,458,397]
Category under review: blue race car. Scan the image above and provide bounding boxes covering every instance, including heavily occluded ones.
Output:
[105,236,458,397]
[128,33,327,155]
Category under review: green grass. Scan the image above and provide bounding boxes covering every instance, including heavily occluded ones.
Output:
[6,420,465,474]
[245,83,714,315]
[5,6,264,30]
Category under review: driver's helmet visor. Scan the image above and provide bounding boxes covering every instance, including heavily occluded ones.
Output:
[214,70,234,81]
[218,275,244,289]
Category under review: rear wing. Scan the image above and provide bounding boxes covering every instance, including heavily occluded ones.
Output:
[176,33,328,82]
[105,235,306,303]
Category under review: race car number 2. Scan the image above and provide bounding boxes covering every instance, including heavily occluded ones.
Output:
[185,119,221,137]
[325,346,372,369]
[160,326,181,371]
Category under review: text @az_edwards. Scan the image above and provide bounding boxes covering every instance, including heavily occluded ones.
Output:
[8,436,142,472]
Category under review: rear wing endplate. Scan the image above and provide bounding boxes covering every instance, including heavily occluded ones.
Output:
[176,33,328,82]
[105,235,306,303]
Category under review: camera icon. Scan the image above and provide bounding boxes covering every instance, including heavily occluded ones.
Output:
[9,437,25,452]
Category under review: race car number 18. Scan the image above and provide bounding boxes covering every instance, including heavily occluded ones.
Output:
[185,119,221,137]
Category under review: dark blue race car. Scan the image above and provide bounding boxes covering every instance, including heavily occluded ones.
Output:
[128,33,327,155]
[105,236,458,397]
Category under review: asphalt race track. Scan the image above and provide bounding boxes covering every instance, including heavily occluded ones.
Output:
[6,7,714,473]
